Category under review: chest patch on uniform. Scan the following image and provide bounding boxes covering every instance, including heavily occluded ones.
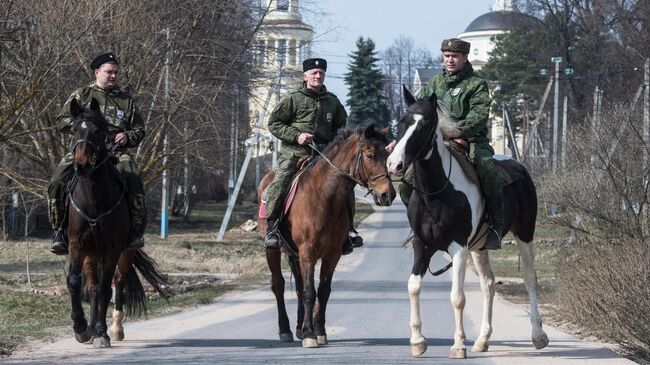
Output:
[326,112,332,123]
[451,88,461,96]
[116,109,125,121]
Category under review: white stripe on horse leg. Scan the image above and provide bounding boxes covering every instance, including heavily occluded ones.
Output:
[449,244,469,358]
[408,274,427,356]
[470,250,495,352]
[516,237,549,350]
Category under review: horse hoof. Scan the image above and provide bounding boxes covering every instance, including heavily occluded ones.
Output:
[302,337,318,348]
[317,335,328,345]
[472,340,489,352]
[74,328,92,343]
[410,341,427,357]
[279,332,294,342]
[109,327,124,341]
[449,347,467,359]
[533,332,549,350]
[295,328,303,340]
[93,337,111,348]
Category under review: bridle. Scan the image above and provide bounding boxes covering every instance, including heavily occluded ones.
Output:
[308,138,391,196]
[70,119,116,175]
[397,110,453,197]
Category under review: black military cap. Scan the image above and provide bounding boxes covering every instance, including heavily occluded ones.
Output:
[440,38,471,54]
[90,52,119,71]
[302,58,327,72]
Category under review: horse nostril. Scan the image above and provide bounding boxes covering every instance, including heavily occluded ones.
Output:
[396,162,403,172]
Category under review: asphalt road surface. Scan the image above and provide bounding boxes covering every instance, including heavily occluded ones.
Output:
[7,193,636,365]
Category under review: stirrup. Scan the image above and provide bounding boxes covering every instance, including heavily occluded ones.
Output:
[264,231,280,249]
[51,230,68,255]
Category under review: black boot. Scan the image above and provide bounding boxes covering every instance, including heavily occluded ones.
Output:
[127,225,144,250]
[264,221,280,249]
[51,229,68,255]
[484,192,504,250]
[342,234,363,255]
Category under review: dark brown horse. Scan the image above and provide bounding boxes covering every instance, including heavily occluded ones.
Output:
[258,125,396,348]
[65,98,166,348]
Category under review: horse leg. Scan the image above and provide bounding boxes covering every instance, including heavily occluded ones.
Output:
[408,238,433,357]
[93,259,118,348]
[470,250,495,352]
[67,258,91,343]
[288,255,304,340]
[82,257,99,343]
[110,253,131,341]
[299,255,318,348]
[313,255,340,345]
[517,238,549,349]
[448,245,469,359]
[266,249,293,342]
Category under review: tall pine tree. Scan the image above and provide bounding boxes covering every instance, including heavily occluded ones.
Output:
[344,37,390,128]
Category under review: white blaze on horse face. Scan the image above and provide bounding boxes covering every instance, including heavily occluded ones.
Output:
[81,121,87,129]
[387,115,422,174]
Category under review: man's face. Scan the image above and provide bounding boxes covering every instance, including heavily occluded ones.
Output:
[443,51,468,75]
[303,68,325,90]
[94,62,118,89]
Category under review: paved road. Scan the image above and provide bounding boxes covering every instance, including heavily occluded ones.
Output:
[7,194,635,364]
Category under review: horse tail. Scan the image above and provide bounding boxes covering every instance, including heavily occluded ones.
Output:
[122,249,169,317]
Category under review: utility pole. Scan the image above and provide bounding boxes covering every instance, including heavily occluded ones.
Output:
[551,56,562,175]
[160,27,171,239]
[561,95,568,170]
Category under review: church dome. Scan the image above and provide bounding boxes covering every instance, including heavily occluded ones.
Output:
[464,11,540,33]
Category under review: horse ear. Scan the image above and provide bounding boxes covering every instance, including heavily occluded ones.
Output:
[363,123,377,139]
[70,98,82,117]
[428,92,437,106]
[89,98,101,114]
[403,85,416,106]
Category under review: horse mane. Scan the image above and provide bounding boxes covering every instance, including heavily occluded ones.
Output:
[408,97,455,136]
[322,126,389,157]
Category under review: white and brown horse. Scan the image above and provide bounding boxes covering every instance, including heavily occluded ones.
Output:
[387,88,549,359]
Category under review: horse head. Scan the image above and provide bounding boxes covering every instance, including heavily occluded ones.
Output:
[387,86,443,176]
[69,98,109,176]
[355,124,396,206]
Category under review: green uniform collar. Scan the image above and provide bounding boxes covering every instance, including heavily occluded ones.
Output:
[298,82,329,98]
[442,61,474,88]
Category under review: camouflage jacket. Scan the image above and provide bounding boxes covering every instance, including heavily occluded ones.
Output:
[268,83,347,157]
[419,62,490,144]
[56,84,145,151]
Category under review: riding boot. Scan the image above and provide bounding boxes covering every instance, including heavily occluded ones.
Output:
[264,220,280,249]
[485,191,504,250]
[126,194,146,250]
[51,229,68,255]
[48,197,68,255]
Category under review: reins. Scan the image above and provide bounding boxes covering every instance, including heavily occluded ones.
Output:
[308,139,390,196]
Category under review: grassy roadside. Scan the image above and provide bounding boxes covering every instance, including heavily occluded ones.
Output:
[0,198,375,358]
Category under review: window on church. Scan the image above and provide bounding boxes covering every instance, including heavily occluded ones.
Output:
[276,39,287,66]
[277,0,289,11]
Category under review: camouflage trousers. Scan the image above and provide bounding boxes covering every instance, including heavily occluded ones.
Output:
[265,153,356,224]
[398,142,504,207]
[47,153,146,231]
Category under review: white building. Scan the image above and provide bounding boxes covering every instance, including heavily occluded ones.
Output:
[250,0,313,135]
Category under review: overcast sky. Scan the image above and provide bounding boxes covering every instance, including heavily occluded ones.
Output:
[303,0,496,108]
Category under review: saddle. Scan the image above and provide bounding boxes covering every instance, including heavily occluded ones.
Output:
[445,140,515,186]
[258,156,316,219]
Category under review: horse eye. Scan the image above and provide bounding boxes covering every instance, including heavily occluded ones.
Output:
[366,153,374,159]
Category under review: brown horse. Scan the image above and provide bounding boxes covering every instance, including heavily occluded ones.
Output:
[258,125,396,348]
[65,98,166,348]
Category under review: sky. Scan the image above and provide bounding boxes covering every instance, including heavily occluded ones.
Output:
[303,0,496,108]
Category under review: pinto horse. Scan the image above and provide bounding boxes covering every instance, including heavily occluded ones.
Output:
[258,125,396,348]
[386,88,549,359]
[65,98,166,348]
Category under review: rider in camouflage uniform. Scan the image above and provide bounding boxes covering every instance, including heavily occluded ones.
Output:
[264,58,361,254]
[396,38,504,250]
[48,52,146,255]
